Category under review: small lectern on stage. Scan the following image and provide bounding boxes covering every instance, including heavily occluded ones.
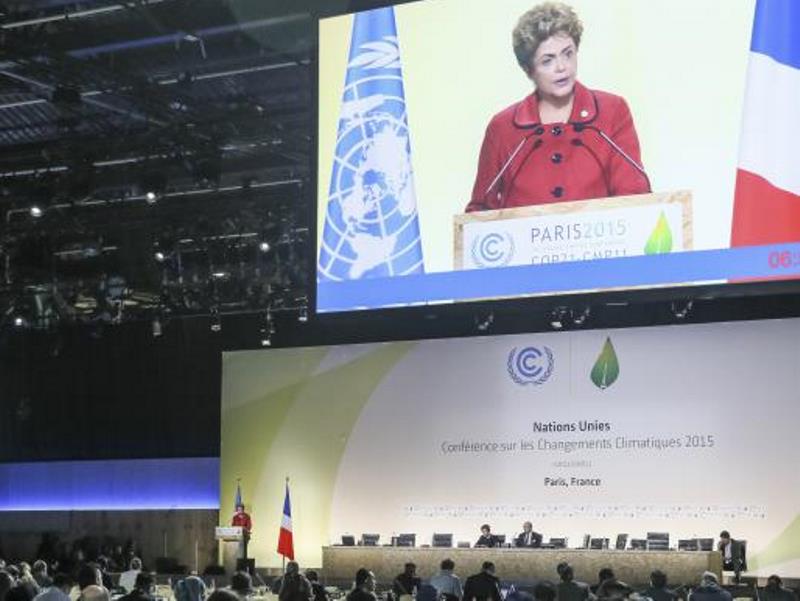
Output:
[454,191,693,290]
[215,526,243,576]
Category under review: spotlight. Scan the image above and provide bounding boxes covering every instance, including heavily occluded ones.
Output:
[548,306,570,330]
[210,306,221,333]
[151,315,163,338]
[572,306,591,327]
[259,310,275,347]
[474,311,494,332]
[13,315,26,328]
[670,299,694,320]
[29,205,43,218]
[258,241,271,253]
[145,191,158,204]
[154,251,166,263]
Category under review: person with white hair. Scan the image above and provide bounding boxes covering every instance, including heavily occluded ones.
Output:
[688,572,731,601]
[119,558,142,594]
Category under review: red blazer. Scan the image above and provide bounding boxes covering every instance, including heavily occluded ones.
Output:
[466,81,649,212]
[232,511,252,533]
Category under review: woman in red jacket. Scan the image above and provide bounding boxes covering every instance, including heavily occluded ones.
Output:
[466,2,650,213]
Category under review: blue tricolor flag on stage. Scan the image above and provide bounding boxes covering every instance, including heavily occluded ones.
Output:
[731,0,800,246]
[318,7,424,283]
[277,480,294,560]
[234,481,242,510]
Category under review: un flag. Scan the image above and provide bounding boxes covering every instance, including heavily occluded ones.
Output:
[318,7,424,282]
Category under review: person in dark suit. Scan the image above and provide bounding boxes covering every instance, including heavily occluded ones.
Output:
[463,562,502,601]
[688,572,731,601]
[641,570,680,601]
[761,575,798,601]
[717,531,746,583]
[556,563,590,601]
[475,525,501,548]
[514,522,542,548]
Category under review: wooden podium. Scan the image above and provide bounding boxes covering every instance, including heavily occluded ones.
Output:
[215,526,244,576]
[453,191,692,273]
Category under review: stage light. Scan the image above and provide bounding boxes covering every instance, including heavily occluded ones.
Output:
[13,316,26,328]
[474,311,494,332]
[548,306,570,330]
[151,314,163,338]
[670,299,694,320]
[259,310,275,347]
[145,191,158,204]
[572,306,591,327]
[29,205,43,218]
[210,307,221,333]
[154,251,166,263]
[259,241,271,253]
[297,306,308,323]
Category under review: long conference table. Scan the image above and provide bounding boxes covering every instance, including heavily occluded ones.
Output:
[321,546,722,587]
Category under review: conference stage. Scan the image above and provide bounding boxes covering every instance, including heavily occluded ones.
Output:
[221,318,800,576]
[321,547,722,587]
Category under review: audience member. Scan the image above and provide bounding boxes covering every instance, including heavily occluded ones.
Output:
[429,559,463,601]
[687,572,731,601]
[31,562,52,589]
[533,581,557,601]
[304,571,327,601]
[556,563,591,601]
[79,585,109,601]
[119,573,154,601]
[76,565,102,592]
[208,591,240,601]
[279,561,312,601]
[1,571,16,601]
[463,561,502,601]
[641,571,679,601]
[230,571,253,600]
[175,576,207,601]
[118,558,142,594]
[94,559,113,592]
[595,568,632,600]
[346,569,377,601]
[32,574,72,601]
[761,575,798,601]
[6,584,36,601]
[417,585,441,601]
[393,563,421,598]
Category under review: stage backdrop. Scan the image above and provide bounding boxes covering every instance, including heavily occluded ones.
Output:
[221,318,800,576]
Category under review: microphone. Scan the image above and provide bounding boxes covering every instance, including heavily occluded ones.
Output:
[572,123,652,192]
[482,128,543,206]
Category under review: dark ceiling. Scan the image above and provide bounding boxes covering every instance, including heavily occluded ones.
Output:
[0,0,324,331]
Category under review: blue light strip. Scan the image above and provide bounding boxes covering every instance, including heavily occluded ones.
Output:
[318,243,800,312]
[0,457,220,511]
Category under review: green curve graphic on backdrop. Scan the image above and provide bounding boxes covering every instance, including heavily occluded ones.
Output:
[748,513,800,571]
[220,341,415,562]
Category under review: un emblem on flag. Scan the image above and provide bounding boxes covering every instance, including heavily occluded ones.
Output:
[318,8,424,283]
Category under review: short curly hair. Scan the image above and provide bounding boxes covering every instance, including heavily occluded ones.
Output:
[512,2,583,72]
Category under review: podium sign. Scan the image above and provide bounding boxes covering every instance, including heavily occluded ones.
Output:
[215,526,243,541]
[454,191,692,270]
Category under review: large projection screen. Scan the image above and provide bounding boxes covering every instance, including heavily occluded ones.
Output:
[315,0,800,312]
[221,318,800,576]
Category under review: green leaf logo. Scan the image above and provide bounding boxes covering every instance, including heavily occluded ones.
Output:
[591,337,620,390]
[644,211,673,254]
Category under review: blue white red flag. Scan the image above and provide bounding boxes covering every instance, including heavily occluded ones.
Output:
[277,480,294,560]
[731,0,800,245]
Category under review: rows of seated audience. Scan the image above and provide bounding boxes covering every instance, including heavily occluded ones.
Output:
[1,555,797,601]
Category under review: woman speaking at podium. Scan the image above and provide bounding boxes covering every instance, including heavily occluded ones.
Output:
[466,2,650,213]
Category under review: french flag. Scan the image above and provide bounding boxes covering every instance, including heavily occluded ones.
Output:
[277,480,294,560]
[731,0,800,246]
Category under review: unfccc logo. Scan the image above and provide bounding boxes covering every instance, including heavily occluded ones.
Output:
[507,346,554,386]
[471,232,515,268]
